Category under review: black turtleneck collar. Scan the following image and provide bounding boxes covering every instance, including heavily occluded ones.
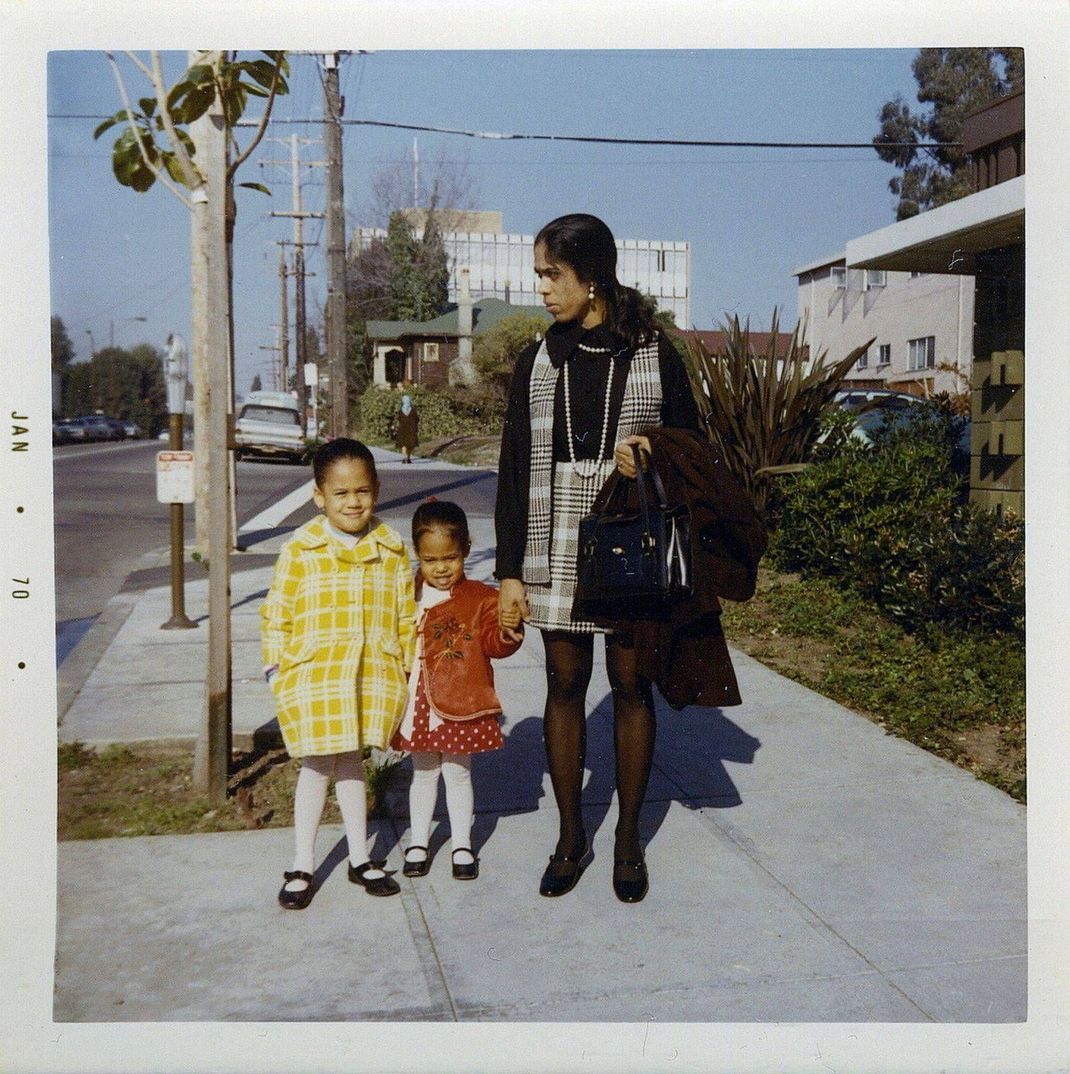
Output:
[543,320,618,369]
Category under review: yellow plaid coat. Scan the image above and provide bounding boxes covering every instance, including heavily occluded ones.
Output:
[261,515,417,757]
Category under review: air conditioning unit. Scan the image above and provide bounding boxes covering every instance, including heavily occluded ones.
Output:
[830,266,846,289]
[866,270,887,290]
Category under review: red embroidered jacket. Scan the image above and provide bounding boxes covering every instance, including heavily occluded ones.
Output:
[421,578,523,720]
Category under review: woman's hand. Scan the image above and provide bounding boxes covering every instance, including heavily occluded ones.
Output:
[613,435,651,478]
[498,578,529,643]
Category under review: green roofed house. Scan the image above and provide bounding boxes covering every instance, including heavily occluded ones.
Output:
[366,268,551,388]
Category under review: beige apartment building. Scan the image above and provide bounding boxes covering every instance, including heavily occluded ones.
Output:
[792,253,974,397]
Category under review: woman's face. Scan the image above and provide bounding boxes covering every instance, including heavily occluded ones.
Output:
[534,242,602,328]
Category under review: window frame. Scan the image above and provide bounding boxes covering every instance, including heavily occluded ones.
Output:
[907,335,936,371]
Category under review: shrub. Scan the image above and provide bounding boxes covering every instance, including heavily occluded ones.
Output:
[357,384,500,442]
[472,312,548,403]
[771,405,1023,634]
[682,310,871,517]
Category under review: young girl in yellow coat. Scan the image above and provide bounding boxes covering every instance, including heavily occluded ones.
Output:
[261,438,416,909]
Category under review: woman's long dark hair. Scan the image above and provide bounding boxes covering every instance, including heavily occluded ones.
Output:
[534,213,659,353]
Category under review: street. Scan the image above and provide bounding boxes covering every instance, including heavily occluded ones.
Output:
[52,441,498,663]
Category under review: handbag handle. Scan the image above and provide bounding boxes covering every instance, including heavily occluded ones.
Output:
[629,443,674,552]
[588,443,670,537]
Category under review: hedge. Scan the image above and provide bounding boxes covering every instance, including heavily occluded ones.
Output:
[357,384,505,443]
[770,405,1023,635]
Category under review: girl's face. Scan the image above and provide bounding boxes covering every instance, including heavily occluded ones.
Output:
[313,457,379,535]
[416,527,468,591]
[534,242,601,328]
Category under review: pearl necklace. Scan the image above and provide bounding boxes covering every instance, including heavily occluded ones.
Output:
[563,351,616,479]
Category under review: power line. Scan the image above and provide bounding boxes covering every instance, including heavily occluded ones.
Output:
[46,113,960,149]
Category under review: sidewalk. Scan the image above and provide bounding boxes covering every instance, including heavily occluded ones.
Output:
[54,448,1026,1023]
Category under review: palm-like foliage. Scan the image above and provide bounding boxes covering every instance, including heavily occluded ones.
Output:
[682,311,872,516]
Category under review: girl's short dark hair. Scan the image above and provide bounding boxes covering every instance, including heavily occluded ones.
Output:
[312,437,377,488]
[534,212,658,352]
[412,500,471,551]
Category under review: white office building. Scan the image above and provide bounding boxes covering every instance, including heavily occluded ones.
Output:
[351,213,691,326]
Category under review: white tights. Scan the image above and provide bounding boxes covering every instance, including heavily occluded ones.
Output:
[286,751,380,892]
[407,752,474,865]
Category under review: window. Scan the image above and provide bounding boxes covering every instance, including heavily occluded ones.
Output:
[907,336,936,371]
[424,342,439,362]
[856,346,869,370]
[865,270,887,289]
[877,344,891,367]
[656,249,667,272]
[910,271,926,279]
[830,266,846,289]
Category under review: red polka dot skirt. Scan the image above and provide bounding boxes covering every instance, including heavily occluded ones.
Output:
[391,670,503,755]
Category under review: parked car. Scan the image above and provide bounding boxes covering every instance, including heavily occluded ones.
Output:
[234,391,307,463]
[63,415,109,441]
[53,419,77,444]
[833,388,923,413]
[121,420,143,439]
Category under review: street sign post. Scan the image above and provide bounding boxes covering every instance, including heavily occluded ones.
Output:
[160,333,197,631]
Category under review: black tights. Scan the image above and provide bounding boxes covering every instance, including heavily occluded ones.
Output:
[542,630,656,861]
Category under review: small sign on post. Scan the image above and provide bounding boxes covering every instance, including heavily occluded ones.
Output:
[157,450,196,504]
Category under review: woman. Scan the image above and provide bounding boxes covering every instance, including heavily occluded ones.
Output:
[495,213,701,903]
[393,393,419,464]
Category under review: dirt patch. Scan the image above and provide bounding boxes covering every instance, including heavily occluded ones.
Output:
[58,742,404,841]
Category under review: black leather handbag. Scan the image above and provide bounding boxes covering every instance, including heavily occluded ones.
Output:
[573,444,692,619]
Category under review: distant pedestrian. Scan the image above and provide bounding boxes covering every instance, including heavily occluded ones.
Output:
[391,500,523,880]
[261,437,416,909]
[393,393,419,464]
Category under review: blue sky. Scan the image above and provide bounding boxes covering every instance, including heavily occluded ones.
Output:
[48,48,921,393]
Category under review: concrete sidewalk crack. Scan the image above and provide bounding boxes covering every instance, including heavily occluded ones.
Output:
[392,820,459,1021]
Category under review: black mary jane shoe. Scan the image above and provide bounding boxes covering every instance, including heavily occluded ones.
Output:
[348,860,401,897]
[451,848,479,881]
[539,841,592,898]
[612,857,649,904]
[403,845,431,878]
[278,870,315,910]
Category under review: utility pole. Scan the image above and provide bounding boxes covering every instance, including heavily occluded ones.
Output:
[258,344,282,391]
[264,135,324,437]
[191,79,232,804]
[323,52,348,437]
[277,244,290,390]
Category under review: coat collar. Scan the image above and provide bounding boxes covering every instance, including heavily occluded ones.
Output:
[544,320,620,369]
[293,515,403,561]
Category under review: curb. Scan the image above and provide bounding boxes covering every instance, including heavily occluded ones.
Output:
[56,546,171,724]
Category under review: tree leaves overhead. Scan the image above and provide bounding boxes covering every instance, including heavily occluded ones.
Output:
[95,51,289,195]
[872,48,1024,220]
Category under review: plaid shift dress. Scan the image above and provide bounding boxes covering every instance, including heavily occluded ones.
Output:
[524,337,664,634]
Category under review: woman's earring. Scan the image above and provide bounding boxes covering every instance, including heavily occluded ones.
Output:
[588,283,596,302]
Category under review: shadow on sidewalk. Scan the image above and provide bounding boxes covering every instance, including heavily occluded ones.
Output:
[385,694,761,864]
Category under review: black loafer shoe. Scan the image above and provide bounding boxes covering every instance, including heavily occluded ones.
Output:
[539,841,592,897]
[612,858,649,903]
[402,846,431,878]
[451,848,479,880]
[278,870,315,910]
[348,860,401,897]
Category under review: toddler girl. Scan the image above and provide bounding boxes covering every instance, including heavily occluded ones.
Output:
[391,500,523,879]
[262,438,416,909]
